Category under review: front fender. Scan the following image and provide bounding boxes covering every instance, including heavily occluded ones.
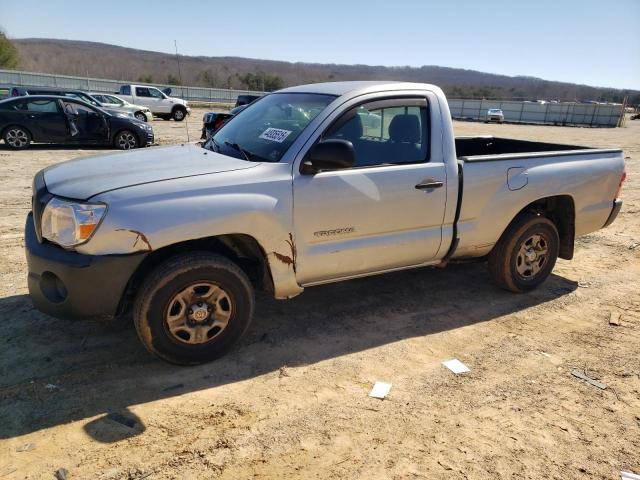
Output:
[76,165,302,299]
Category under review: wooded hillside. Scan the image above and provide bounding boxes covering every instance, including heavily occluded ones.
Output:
[12,38,640,103]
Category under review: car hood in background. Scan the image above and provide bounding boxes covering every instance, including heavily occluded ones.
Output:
[43,145,258,200]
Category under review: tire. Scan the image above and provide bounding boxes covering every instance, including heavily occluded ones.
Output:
[114,130,139,150]
[3,126,31,150]
[172,107,187,122]
[133,252,255,365]
[488,214,559,293]
[135,112,147,122]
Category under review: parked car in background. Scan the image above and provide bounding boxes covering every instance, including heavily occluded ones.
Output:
[235,94,262,108]
[116,84,190,121]
[0,95,154,150]
[24,81,625,364]
[201,112,234,140]
[486,108,505,123]
[90,93,153,122]
[200,96,264,139]
[9,86,133,118]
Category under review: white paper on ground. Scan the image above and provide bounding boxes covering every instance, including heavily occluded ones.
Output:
[369,381,392,399]
[442,359,470,374]
[621,472,640,480]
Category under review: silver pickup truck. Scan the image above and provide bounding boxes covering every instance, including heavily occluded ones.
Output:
[25,81,626,364]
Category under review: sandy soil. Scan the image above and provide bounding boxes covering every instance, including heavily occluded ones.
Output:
[0,110,638,479]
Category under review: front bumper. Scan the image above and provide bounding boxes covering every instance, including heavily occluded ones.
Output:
[602,198,623,228]
[143,130,154,146]
[25,213,148,320]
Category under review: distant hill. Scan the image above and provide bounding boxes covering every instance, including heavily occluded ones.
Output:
[12,38,640,103]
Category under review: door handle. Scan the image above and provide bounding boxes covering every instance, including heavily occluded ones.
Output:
[415,181,444,190]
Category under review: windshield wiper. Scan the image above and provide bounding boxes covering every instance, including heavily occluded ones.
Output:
[209,137,220,152]
[224,141,253,161]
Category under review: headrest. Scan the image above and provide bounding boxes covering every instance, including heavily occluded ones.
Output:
[335,114,363,140]
[388,114,421,143]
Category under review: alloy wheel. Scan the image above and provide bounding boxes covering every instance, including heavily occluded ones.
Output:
[6,128,29,148]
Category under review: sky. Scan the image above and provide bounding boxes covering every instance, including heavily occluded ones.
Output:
[1,0,639,90]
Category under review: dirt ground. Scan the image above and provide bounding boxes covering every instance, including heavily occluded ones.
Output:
[0,109,638,480]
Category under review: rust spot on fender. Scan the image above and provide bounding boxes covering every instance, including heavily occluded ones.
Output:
[271,233,297,273]
[116,229,152,251]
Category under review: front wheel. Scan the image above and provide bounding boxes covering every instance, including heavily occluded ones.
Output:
[135,112,148,122]
[3,126,31,150]
[133,252,255,365]
[114,130,138,149]
[488,214,559,293]
[172,107,186,121]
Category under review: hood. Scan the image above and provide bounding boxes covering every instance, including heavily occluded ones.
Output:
[43,145,258,200]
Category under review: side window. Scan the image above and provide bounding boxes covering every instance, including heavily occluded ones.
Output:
[121,86,131,95]
[148,88,164,98]
[135,87,151,97]
[324,99,429,168]
[61,101,95,115]
[25,100,59,113]
[2,100,26,111]
[107,95,123,105]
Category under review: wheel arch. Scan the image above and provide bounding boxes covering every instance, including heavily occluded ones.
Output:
[498,195,575,260]
[117,233,274,316]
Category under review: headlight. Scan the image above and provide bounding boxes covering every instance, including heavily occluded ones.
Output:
[41,197,106,248]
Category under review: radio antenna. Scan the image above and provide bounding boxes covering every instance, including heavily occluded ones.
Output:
[174,39,190,142]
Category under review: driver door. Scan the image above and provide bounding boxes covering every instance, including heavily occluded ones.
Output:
[292,97,448,285]
[61,100,109,144]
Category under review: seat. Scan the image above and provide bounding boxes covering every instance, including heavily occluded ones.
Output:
[387,114,422,163]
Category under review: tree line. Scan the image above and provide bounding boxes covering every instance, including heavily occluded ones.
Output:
[5,37,640,104]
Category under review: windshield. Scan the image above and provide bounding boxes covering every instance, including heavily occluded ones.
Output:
[206,93,335,162]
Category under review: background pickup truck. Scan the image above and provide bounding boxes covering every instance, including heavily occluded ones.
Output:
[25,81,626,365]
[116,84,190,121]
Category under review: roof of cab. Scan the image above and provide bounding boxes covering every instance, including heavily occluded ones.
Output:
[275,81,441,98]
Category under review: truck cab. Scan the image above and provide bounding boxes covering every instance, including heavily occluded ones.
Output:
[117,84,190,121]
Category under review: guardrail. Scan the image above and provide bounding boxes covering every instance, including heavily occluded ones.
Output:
[0,69,265,103]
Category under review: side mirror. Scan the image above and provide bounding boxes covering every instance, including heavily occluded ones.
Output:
[300,139,355,175]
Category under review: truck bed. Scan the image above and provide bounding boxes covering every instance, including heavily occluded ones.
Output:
[455,136,620,161]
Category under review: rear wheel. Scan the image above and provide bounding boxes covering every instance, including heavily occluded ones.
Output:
[133,252,255,365]
[3,126,31,150]
[114,130,138,150]
[488,214,559,293]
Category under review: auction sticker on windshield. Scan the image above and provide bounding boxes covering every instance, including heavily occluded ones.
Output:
[259,128,292,143]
